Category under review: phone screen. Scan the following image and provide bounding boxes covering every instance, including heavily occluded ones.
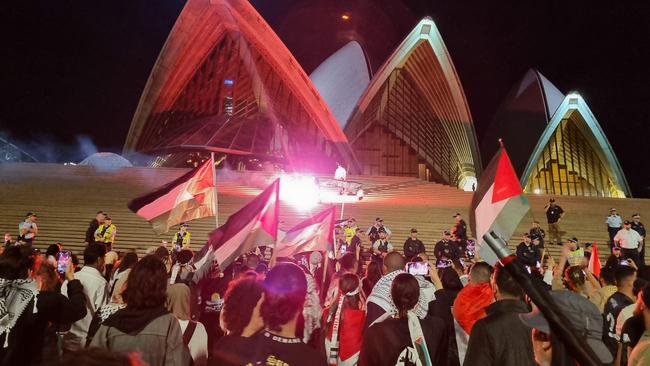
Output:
[407,261,429,276]
[57,251,71,273]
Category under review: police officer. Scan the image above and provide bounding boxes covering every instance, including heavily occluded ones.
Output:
[544,198,564,245]
[605,208,622,249]
[631,213,646,265]
[453,213,468,245]
[94,216,117,251]
[173,222,191,251]
[371,228,393,263]
[403,228,426,260]
[434,230,460,264]
[516,233,541,268]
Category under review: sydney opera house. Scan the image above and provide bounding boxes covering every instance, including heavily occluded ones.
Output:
[123,0,629,197]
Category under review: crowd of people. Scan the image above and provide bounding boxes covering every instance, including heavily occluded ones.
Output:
[0,200,648,366]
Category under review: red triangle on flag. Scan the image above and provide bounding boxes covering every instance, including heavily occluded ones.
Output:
[492,149,523,203]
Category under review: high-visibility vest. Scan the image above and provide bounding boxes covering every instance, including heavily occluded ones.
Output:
[95,224,116,243]
[173,231,191,248]
[344,226,356,244]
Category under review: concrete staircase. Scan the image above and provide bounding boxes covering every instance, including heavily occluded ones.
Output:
[1,163,649,264]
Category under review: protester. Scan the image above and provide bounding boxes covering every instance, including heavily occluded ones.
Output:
[603,265,637,357]
[544,198,564,245]
[210,276,264,365]
[323,273,365,366]
[520,290,613,365]
[0,245,87,365]
[403,227,426,260]
[167,283,208,366]
[365,252,433,329]
[109,251,138,302]
[452,261,493,335]
[350,227,363,260]
[17,212,38,244]
[453,213,468,246]
[84,211,105,245]
[615,220,644,267]
[360,273,448,366]
[428,266,463,366]
[361,260,382,298]
[589,266,618,312]
[244,263,326,365]
[627,284,650,365]
[325,252,358,306]
[90,255,190,365]
[464,263,535,365]
[62,243,109,351]
[3,232,13,249]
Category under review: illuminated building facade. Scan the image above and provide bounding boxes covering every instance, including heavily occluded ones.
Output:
[483,69,630,197]
[123,0,358,172]
[341,18,482,189]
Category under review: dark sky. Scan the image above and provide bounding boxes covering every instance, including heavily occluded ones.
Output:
[1,0,649,196]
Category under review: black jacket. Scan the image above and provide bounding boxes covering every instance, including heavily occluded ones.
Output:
[403,238,426,260]
[85,219,100,244]
[516,242,541,267]
[0,279,87,366]
[464,299,536,366]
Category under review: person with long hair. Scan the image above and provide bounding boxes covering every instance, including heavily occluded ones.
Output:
[109,251,137,302]
[322,273,365,366]
[362,260,382,298]
[90,255,190,366]
[360,273,448,366]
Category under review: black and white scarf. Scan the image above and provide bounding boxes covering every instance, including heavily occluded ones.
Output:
[0,278,39,348]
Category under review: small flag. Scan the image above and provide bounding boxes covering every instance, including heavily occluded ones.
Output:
[274,206,336,258]
[588,241,601,278]
[470,141,530,265]
[128,160,216,234]
[202,179,280,269]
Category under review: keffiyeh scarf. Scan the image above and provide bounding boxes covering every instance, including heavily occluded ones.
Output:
[0,278,39,348]
[366,270,433,322]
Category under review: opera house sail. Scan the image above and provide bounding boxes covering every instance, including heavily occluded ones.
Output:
[123,0,358,172]
[342,18,481,190]
[484,69,630,198]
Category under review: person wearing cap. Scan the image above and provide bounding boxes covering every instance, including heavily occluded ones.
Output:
[85,211,105,245]
[94,216,117,251]
[631,213,646,265]
[344,218,358,245]
[615,220,644,267]
[366,218,391,245]
[529,220,546,249]
[519,290,613,365]
[544,198,564,245]
[434,230,461,264]
[403,228,425,261]
[453,213,468,246]
[371,229,393,263]
[627,284,650,365]
[516,233,541,269]
[464,264,535,366]
[606,208,623,249]
[17,212,38,244]
[173,223,191,251]
[603,266,637,358]
[350,227,363,261]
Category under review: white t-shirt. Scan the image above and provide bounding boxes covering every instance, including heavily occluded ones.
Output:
[179,320,208,366]
[615,229,643,249]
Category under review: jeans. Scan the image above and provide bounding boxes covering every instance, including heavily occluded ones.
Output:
[548,222,562,244]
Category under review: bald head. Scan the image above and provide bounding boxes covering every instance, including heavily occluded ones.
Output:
[383,251,406,273]
[469,261,493,284]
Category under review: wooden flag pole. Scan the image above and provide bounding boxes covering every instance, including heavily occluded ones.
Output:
[210,152,219,228]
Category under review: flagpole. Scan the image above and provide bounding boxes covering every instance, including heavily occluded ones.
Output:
[210,152,219,228]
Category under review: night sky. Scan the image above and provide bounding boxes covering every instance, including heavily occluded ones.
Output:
[1,1,649,196]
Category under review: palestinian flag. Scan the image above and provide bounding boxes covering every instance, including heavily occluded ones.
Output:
[204,178,280,269]
[588,241,601,278]
[274,206,336,258]
[470,142,530,265]
[128,160,216,234]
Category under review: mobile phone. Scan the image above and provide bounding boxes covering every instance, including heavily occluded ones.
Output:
[57,251,71,273]
[407,261,429,276]
[436,259,452,269]
[620,259,630,266]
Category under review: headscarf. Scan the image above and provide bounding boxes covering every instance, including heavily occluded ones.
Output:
[165,283,191,321]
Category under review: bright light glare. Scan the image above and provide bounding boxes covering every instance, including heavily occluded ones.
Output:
[534,188,542,194]
[341,14,350,21]
[279,174,320,210]
[462,176,478,192]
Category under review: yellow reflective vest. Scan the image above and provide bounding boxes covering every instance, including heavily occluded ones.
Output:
[173,231,191,248]
[94,224,116,244]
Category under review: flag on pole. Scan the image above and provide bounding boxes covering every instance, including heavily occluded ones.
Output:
[588,241,601,278]
[274,206,336,258]
[202,179,280,269]
[128,160,216,234]
[470,141,530,265]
